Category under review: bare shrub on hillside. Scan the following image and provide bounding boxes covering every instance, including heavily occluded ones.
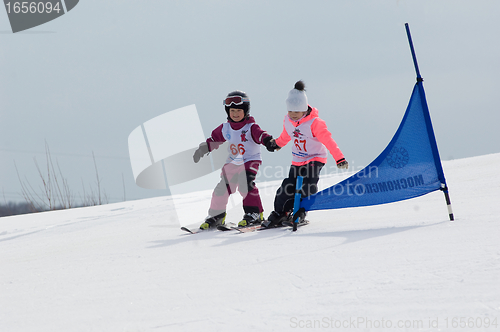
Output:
[15,142,108,214]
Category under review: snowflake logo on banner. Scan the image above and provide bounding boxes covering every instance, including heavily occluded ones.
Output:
[386,146,410,169]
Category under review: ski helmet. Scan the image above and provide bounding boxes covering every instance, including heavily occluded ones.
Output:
[224,90,250,118]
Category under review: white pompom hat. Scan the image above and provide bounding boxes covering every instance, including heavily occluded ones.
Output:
[285,80,308,112]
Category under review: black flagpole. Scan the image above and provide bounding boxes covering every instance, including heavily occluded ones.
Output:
[405,23,423,82]
[405,23,454,221]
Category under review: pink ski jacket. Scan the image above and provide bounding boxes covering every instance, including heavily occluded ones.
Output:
[275,107,344,166]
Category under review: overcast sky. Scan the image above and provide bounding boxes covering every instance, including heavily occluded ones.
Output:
[1,0,499,205]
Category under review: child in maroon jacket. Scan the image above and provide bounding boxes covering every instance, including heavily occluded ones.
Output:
[193,90,276,229]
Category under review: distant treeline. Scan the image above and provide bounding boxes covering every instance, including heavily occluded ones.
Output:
[0,202,37,218]
[0,201,105,218]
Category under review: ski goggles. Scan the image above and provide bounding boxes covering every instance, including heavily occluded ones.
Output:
[223,96,250,106]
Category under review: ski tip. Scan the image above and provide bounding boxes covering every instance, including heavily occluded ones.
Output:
[181,227,196,234]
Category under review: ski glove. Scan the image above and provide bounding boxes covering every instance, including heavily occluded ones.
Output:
[263,136,280,152]
[193,142,209,163]
[336,158,348,169]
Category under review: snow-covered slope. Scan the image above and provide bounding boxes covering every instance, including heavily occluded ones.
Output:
[1,154,499,331]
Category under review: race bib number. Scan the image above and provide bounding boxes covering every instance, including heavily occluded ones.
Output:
[230,143,245,155]
[294,139,307,152]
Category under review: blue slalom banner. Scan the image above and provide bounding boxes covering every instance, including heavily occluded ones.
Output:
[301,77,447,212]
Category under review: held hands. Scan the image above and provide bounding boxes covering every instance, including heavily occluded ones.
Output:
[193,142,209,163]
[263,137,281,152]
[336,158,348,170]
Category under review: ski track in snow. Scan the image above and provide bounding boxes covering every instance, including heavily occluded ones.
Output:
[1,153,500,331]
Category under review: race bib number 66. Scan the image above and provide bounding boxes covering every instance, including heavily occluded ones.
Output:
[230,144,245,155]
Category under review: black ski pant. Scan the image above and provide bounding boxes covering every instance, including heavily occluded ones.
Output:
[273,161,324,214]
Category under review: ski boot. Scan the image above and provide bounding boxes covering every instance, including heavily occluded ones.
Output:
[238,212,264,227]
[199,212,226,230]
[261,211,289,228]
[282,208,306,227]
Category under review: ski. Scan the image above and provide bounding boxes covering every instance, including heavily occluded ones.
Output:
[182,220,308,234]
[180,226,205,234]
[182,222,236,234]
[236,220,309,233]
[233,224,265,233]
[216,222,283,233]
[217,223,260,232]
[282,220,309,229]
[216,224,235,231]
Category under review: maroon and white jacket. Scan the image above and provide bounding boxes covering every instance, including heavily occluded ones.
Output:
[206,116,272,166]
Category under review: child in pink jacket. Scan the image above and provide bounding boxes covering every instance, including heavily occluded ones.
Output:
[262,81,348,228]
